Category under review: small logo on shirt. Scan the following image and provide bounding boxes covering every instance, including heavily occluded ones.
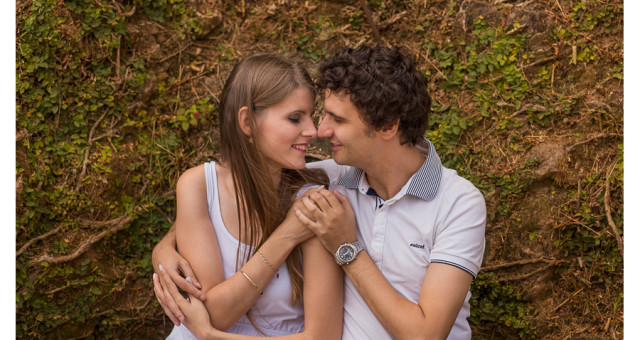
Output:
[410,243,425,249]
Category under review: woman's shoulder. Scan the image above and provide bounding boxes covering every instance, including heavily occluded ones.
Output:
[178,164,205,184]
[175,164,211,221]
[176,164,210,197]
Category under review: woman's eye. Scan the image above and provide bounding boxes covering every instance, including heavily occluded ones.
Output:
[288,116,301,123]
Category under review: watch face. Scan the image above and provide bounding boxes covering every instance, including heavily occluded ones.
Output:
[338,245,355,261]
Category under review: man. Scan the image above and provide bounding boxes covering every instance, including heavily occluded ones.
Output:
[153,45,486,339]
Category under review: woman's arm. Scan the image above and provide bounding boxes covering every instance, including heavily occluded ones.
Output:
[219,237,344,340]
[152,194,317,327]
[161,237,344,340]
[172,165,319,330]
[294,236,344,339]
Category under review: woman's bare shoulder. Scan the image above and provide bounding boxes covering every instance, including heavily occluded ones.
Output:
[177,164,207,191]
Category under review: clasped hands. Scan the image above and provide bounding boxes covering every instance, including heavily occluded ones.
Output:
[294,187,358,255]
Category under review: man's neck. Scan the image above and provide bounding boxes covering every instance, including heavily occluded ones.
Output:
[362,143,426,200]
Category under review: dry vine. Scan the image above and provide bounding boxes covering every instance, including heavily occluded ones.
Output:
[359,0,382,45]
[75,110,108,192]
[496,263,555,283]
[483,256,565,271]
[16,223,65,257]
[30,214,134,266]
[604,161,623,257]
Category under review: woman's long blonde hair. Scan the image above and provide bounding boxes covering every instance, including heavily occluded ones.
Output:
[218,54,328,307]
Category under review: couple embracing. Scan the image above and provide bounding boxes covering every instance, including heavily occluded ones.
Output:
[152,44,486,340]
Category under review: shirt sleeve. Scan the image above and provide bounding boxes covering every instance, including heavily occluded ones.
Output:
[296,184,323,198]
[305,159,348,189]
[429,179,486,279]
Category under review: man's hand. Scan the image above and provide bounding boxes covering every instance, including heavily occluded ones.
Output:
[152,227,205,326]
[294,188,357,253]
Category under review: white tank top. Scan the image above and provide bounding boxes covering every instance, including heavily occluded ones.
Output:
[166,161,305,339]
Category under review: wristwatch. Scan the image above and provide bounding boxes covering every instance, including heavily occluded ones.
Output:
[334,241,364,266]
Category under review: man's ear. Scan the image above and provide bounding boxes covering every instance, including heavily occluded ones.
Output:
[237,106,251,136]
[379,119,400,141]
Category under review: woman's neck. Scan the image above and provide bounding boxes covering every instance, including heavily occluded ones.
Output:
[266,164,283,189]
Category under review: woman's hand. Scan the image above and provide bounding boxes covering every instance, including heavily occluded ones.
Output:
[295,188,358,254]
[158,265,217,339]
[277,187,323,245]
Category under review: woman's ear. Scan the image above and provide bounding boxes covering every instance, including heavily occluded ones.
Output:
[237,106,251,136]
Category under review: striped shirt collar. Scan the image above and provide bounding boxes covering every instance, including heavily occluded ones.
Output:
[337,138,443,201]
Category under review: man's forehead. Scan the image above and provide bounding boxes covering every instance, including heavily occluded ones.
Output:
[322,89,372,129]
[324,90,357,112]
[323,89,351,102]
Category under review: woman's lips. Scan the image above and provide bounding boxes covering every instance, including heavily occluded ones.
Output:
[292,144,308,152]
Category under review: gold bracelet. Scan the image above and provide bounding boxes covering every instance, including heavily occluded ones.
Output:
[240,270,263,295]
[257,249,278,274]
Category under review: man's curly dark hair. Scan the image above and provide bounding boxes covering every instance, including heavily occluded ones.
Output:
[317,45,431,146]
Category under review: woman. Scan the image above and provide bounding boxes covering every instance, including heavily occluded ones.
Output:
[153,54,343,339]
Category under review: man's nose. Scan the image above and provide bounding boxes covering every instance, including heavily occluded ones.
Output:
[317,116,332,138]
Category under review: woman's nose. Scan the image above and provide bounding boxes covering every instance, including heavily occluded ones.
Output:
[302,119,317,137]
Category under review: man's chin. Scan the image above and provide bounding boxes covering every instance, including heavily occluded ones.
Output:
[332,154,350,166]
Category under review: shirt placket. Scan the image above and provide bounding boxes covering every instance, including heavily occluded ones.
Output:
[369,201,388,265]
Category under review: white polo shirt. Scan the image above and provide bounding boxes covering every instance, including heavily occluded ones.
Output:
[307,139,486,340]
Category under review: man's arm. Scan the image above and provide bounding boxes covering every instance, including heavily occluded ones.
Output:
[295,188,482,339]
[152,223,204,326]
[341,253,471,339]
[152,223,203,294]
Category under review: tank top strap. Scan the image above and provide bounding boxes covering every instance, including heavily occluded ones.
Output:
[203,161,218,214]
